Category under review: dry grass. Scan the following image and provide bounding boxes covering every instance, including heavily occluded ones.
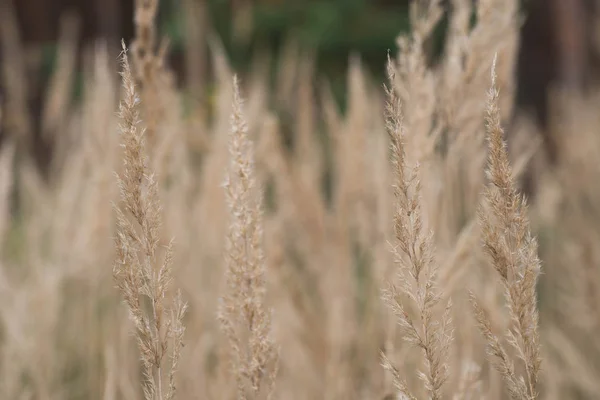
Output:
[381,55,453,400]
[113,43,187,400]
[0,0,599,399]
[217,76,279,400]
[469,57,541,400]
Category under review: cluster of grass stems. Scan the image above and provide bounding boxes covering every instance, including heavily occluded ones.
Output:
[0,0,599,399]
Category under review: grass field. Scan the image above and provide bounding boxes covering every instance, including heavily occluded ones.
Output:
[0,0,599,399]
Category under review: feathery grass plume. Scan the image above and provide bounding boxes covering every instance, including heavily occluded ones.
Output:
[218,76,279,399]
[381,55,453,400]
[113,42,187,400]
[470,57,542,400]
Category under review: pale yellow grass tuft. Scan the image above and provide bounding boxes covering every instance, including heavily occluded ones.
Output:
[218,75,279,400]
[470,57,542,400]
[381,55,453,400]
[113,42,187,400]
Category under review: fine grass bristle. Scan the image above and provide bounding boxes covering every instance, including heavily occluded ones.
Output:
[470,56,542,400]
[381,53,453,400]
[217,75,279,399]
[113,41,187,400]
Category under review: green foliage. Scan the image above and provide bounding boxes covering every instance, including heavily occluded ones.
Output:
[161,0,412,108]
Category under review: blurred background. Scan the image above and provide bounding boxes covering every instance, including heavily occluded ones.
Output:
[3,0,600,163]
